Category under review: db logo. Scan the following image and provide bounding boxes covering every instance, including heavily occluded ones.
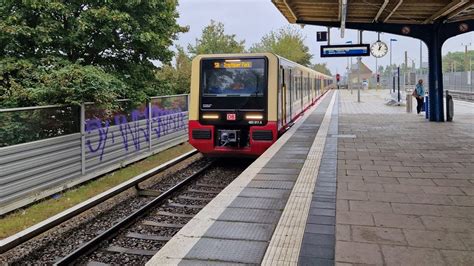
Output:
[226,113,236,121]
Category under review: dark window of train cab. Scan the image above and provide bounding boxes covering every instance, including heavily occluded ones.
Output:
[200,58,267,110]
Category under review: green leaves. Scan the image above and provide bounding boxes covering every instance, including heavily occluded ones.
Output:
[188,20,245,56]
[312,63,332,76]
[0,0,185,107]
[250,26,312,66]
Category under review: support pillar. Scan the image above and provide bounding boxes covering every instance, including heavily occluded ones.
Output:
[427,23,445,122]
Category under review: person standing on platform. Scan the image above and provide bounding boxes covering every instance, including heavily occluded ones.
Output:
[413,79,425,114]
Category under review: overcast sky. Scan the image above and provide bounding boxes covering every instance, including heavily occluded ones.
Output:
[176,0,473,74]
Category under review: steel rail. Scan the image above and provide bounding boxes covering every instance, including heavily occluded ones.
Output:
[54,161,214,265]
[0,149,198,254]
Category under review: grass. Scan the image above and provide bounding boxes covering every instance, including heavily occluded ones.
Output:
[0,143,194,239]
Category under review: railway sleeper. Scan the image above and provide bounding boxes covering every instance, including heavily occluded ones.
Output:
[166,202,207,209]
[141,221,185,228]
[178,195,214,201]
[125,233,171,242]
[104,246,157,256]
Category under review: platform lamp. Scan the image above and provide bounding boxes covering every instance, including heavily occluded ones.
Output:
[390,38,398,68]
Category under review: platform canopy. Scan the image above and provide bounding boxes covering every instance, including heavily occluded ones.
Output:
[272,0,473,123]
[272,0,474,25]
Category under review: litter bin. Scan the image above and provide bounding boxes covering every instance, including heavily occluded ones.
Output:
[406,92,412,113]
[425,95,430,119]
[446,90,454,122]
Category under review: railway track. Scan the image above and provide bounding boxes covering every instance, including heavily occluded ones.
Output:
[2,152,251,265]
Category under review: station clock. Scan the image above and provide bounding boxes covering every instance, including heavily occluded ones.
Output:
[370,41,388,58]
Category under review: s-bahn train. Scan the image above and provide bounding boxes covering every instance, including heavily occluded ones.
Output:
[188,53,333,157]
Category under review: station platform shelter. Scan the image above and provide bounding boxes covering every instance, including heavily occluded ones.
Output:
[147,89,474,265]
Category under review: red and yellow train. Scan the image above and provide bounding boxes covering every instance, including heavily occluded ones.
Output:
[188,53,333,157]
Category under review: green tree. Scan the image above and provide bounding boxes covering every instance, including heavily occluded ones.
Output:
[156,46,192,95]
[312,63,332,76]
[250,26,312,66]
[187,20,245,56]
[442,51,474,72]
[0,0,186,106]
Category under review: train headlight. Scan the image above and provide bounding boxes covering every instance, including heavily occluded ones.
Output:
[202,113,219,119]
[245,114,263,120]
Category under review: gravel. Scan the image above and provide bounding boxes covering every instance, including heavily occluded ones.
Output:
[2,156,252,265]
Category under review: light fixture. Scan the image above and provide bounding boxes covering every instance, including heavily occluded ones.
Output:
[245,114,263,120]
[202,114,219,119]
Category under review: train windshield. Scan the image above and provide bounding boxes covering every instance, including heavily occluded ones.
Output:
[201,58,266,97]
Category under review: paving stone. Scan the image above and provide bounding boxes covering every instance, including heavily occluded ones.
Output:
[313,197,336,203]
[347,182,384,192]
[441,250,474,265]
[185,238,267,264]
[373,213,425,229]
[299,244,334,259]
[397,178,437,186]
[382,184,424,193]
[311,201,336,209]
[432,179,473,187]
[305,224,335,235]
[421,186,465,195]
[229,197,286,210]
[239,188,290,199]
[179,259,245,265]
[336,211,374,226]
[310,208,336,217]
[381,245,445,266]
[392,203,441,216]
[307,215,336,225]
[449,196,474,206]
[368,191,412,203]
[302,232,336,247]
[335,241,383,264]
[218,208,281,224]
[204,221,275,241]
[259,168,302,175]
[403,229,466,249]
[336,225,351,241]
[407,194,453,205]
[247,180,294,190]
[349,200,392,213]
[298,256,334,266]
[351,226,406,245]
[252,174,298,181]
[336,200,349,211]
[337,191,368,201]
[420,216,473,232]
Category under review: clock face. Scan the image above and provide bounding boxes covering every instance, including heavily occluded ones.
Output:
[370,41,388,58]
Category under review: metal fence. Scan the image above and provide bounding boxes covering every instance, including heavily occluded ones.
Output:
[0,95,189,215]
[377,71,473,93]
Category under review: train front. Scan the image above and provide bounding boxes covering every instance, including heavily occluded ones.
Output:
[188,54,277,157]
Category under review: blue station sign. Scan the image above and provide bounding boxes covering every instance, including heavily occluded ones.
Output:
[320,44,370,57]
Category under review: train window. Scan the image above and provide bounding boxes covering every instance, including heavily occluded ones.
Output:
[201,58,266,97]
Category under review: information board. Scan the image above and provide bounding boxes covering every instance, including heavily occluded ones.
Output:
[320,44,370,57]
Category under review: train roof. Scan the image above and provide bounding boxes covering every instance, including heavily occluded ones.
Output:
[193,53,333,79]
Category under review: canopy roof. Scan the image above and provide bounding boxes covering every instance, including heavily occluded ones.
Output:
[272,0,474,25]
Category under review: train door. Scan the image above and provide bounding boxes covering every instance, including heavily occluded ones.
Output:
[288,69,293,122]
[279,67,286,128]
[300,73,303,112]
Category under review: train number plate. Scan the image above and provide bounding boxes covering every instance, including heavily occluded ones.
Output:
[226,113,236,121]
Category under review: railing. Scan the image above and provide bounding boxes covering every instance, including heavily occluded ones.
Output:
[0,94,189,215]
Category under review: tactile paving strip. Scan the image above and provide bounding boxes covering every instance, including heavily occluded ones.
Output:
[261,91,337,265]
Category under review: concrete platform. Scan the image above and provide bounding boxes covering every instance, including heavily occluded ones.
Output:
[148,89,474,265]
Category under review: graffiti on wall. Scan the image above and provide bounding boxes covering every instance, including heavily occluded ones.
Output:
[85,105,187,161]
